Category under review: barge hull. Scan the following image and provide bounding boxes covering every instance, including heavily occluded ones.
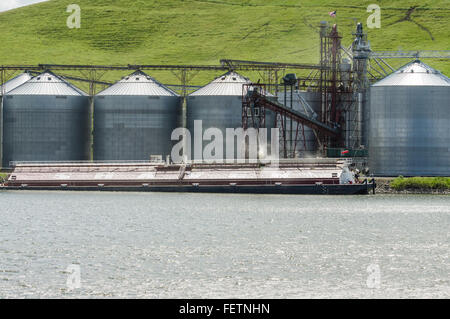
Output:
[3,160,375,195]
[3,183,374,195]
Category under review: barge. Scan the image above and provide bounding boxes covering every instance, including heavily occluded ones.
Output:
[1,159,375,195]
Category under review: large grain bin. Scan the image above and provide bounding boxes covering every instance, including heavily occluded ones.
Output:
[369,60,450,176]
[94,71,181,161]
[277,90,321,156]
[2,71,90,167]
[186,71,276,161]
[1,72,34,166]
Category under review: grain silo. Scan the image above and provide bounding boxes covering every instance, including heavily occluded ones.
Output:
[276,90,321,156]
[94,71,181,161]
[187,71,276,161]
[1,72,34,166]
[369,60,450,176]
[2,71,90,167]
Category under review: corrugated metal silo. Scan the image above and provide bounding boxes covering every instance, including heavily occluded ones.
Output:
[277,90,321,156]
[94,71,181,161]
[187,71,276,160]
[369,60,450,176]
[1,72,34,166]
[2,71,90,167]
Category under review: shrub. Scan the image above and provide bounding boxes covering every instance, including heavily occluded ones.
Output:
[390,176,450,191]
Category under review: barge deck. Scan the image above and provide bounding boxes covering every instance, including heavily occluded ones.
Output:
[1,159,376,195]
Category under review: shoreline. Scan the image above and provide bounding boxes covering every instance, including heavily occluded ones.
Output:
[374,178,450,195]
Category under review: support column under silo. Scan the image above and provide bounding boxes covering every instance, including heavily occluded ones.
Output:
[88,71,96,162]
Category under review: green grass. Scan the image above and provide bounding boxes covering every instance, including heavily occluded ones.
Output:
[391,176,450,190]
[0,172,9,181]
[0,0,449,87]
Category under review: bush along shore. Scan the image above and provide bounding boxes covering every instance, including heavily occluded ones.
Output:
[375,176,450,194]
[0,172,9,184]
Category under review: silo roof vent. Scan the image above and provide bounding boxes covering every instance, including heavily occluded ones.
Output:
[189,71,252,96]
[6,71,87,96]
[96,70,179,96]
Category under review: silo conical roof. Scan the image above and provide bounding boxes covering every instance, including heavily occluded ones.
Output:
[96,70,178,96]
[189,71,251,96]
[6,71,87,96]
[372,60,450,87]
[0,72,34,95]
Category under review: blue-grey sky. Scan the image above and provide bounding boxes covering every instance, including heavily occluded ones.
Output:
[0,0,49,12]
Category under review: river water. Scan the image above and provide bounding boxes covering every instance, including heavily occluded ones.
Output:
[0,191,448,298]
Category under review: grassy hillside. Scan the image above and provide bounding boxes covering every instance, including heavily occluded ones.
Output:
[0,0,449,86]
